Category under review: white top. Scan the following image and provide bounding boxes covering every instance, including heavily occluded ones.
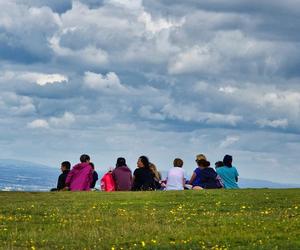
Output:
[166,167,185,190]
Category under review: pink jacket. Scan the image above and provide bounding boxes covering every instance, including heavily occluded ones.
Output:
[101,172,115,192]
[65,162,93,191]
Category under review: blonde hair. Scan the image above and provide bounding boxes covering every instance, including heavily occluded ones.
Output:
[149,163,161,181]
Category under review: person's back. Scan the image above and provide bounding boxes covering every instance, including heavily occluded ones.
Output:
[51,161,71,191]
[216,166,239,189]
[200,167,220,189]
[166,158,185,191]
[65,154,93,191]
[189,154,222,189]
[132,156,155,191]
[112,166,132,191]
[133,167,155,191]
[57,170,70,190]
[216,154,239,189]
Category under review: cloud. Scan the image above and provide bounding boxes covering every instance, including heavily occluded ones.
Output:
[138,105,165,121]
[256,119,288,129]
[161,102,242,126]
[0,1,61,62]
[220,135,240,148]
[0,92,36,116]
[0,71,68,86]
[49,36,108,67]
[27,119,49,129]
[27,112,75,129]
[83,71,127,93]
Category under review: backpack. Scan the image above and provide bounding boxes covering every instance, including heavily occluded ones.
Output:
[100,172,116,191]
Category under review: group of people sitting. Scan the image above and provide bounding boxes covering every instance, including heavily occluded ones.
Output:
[51,153,239,192]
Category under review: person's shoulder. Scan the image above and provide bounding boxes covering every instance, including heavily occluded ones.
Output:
[216,166,225,172]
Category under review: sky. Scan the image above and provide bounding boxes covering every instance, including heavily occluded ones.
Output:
[1,0,300,184]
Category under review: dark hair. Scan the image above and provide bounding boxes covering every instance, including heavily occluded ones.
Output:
[89,162,95,169]
[116,157,127,168]
[61,161,71,170]
[196,159,210,168]
[173,158,183,168]
[80,154,90,163]
[139,155,150,169]
[215,161,224,168]
[223,155,233,168]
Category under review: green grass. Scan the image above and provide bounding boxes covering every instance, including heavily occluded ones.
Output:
[0,189,299,250]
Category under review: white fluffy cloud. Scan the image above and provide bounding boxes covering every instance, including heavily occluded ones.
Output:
[161,102,242,126]
[0,71,68,86]
[83,71,127,93]
[27,112,75,129]
[220,135,240,148]
[27,119,49,129]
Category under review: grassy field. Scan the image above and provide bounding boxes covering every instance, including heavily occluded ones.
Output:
[0,189,299,250]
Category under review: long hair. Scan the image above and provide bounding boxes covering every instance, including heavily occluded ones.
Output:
[116,157,127,168]
[139,155,150,169]
[149,163,161,181]
[223,155,233,168]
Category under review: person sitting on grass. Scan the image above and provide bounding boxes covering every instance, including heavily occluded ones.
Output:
[189,154,223,189]
[166,158,185,191]
[101,167,116,192]
[216,155,239,189]
[132,156,156,191]
[149,162,162,190]
[89,162,99,190]
[112,157,132,191]
[50,161,71,191]
[65,154,94,191]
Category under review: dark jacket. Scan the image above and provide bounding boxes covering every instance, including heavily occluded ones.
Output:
[112,166,132,191]
[90,171,99,188]
[57,170,70,190]
[132,168,155,191]
[199,168,222,189]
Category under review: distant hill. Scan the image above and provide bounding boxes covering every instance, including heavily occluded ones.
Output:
[0,159,299,191]
[0,159,57,191]
[238,178,300,189]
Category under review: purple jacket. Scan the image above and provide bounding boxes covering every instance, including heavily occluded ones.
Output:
[112,166,132,191]
[65,162,93,191]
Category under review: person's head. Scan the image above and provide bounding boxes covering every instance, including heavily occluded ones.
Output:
[61,161,71,172]
[80,154,90,163]
[223,155,233,168]
[116,157,127,168]
[137,155,150,169]
[173,158,183,168]
[215,161,224,168]
[195,154,210,168]
[89,162,95,169]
